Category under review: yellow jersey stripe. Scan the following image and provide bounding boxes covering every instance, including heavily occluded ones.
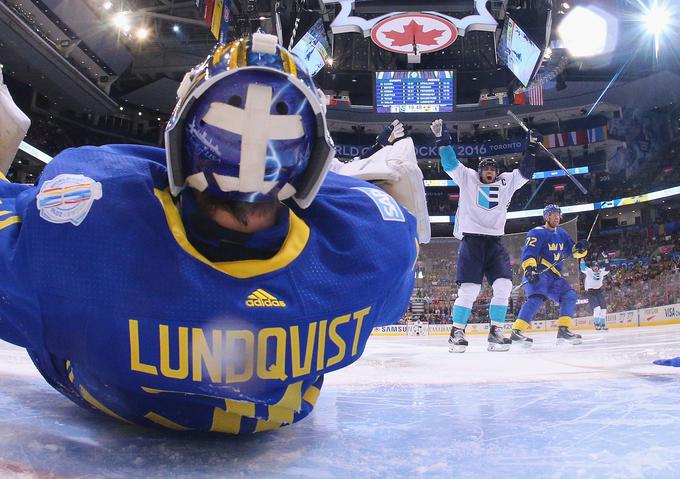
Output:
[540,258,561,276]
[154,188,309,278]
[141,387,163,394]
[0,216,21,231]
[210,408,242,434]
[145,412,190,431]
[267,381,302,424]
[521,257,537,270]
[302,385,321,407]
[254,419,283,433]
[0,171,7,182]
[226,399,256,418]
[79,385,132,423]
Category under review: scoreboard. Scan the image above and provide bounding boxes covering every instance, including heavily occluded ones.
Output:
[375,71,455,113]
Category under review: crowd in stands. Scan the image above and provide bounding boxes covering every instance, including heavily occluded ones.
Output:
[402,214,680,325]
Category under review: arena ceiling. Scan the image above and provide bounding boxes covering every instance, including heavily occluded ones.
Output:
[0,0,679,117]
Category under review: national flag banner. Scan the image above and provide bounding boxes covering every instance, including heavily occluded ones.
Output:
[573,129,588,145]
[513,91,527,105]
[587,126,608,143]
[203,0,214,26]
[528,82,543,106]
[210,0,224,39]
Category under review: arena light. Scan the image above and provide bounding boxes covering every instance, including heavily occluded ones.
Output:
[640,2,671,59]
[172,24,180,33]
[644,3,669,35]
[557,6,619,57]
[135,27,150,41]
[103,1,113,10]
[112,11,131,31]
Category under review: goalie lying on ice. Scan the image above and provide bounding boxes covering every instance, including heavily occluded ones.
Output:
[0,33,424,434]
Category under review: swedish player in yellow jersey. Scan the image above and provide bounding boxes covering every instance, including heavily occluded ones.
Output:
[511,205,590,346]
[0,34,425,434]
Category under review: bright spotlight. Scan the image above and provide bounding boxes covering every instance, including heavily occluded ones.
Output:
[172,24,180,33]
[326,57,334,67]
[135,27,150,40]
[103,1,113,10]
[644,3,669,35]
[558,6,618,57]
[112,11,131,31]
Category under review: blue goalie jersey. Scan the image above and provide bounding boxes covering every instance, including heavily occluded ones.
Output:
[0,145,418,434]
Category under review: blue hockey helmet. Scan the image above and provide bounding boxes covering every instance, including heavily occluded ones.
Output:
[165,32,334,208]
[543,204,562,220]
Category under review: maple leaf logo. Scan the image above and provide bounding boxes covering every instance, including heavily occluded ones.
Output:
[383,20,445,48]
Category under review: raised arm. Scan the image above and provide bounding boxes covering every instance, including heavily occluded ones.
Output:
[518,129,543,179]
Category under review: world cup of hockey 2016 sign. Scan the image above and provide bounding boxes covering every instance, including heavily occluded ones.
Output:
[323,0,497,54]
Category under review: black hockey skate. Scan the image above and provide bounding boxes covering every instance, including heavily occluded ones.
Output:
[510,329,533,348]
[600,324,608,331]
[448,327,468,353]
[556,325,582,345]
[487,325,511,352]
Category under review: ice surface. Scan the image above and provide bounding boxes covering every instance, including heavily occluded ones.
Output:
[1,326,680,478]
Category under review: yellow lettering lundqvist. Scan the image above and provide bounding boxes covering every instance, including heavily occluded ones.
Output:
[129,320,158,375]
[326,314,350,368]
[127,306,373,385]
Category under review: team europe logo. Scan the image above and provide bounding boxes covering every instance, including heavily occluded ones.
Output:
[36,174,103,226]
[477,185,499,210]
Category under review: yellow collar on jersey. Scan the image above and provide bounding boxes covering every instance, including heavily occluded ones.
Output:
[154,188,309,278]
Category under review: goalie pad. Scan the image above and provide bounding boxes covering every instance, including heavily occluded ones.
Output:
[330,137,431,243]
[0,68,31,174]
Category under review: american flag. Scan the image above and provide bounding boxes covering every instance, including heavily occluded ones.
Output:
[528,82,544,106]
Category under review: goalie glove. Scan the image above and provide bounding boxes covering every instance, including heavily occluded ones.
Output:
[0,66,31,175]
[330,137,430,243]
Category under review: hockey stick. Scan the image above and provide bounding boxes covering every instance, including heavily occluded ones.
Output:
[586,212,600,242]
[512,213,600,292]
[506,110,589,195]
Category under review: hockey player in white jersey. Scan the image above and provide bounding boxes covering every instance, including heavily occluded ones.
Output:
[429,119,541,352]
[580,260,610,330]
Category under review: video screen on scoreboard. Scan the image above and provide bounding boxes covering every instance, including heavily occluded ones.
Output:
[291,18,331,77]
[498,16,542,87]
[375,70,455,113]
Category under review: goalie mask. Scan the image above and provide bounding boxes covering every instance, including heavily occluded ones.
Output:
[165,33,334,208]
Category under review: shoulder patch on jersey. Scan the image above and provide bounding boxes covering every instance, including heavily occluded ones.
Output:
[352,187,405,222]
[36,174,103,226]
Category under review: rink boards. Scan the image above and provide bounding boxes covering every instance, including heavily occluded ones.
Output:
[372,302,680,336]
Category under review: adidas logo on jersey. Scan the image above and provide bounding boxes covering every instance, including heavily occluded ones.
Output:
[245,289,287,308]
